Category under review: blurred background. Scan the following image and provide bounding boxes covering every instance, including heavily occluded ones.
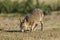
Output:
[0,0,60,15]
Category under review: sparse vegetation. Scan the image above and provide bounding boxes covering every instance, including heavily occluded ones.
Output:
[0,13,60,40]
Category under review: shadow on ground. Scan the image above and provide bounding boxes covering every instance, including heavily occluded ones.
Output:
[0,29,30,32]
[0,29,22,32]
[4,30,21,32]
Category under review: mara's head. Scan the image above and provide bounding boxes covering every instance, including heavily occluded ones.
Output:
[20,19,27,32]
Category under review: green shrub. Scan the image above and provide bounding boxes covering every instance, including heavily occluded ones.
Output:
[0,0,35,15]
[0,0,59,15]
[0,0,13,13]
[35,0,52,15]
[41,5,52,15]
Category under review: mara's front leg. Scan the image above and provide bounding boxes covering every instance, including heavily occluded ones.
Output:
[30,23,36,32]
[30,24,38,31]
[32,24,38,31]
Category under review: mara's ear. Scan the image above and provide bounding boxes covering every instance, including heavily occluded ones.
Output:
[20,18,22,23]
[25,16,28,22]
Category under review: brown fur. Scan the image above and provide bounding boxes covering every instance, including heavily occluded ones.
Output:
[20,8,44,32]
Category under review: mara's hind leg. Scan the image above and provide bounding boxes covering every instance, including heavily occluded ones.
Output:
[40,21,43,31]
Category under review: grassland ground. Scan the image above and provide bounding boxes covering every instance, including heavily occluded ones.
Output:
[0,12,60,40]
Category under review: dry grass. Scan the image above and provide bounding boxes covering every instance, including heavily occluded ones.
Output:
[0,12,60,40]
